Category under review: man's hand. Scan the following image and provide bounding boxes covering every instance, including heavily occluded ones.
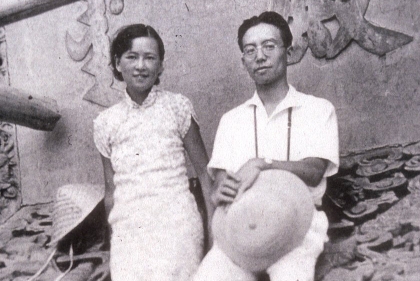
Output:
[234,158,266,200]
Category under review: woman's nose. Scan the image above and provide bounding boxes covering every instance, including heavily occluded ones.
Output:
[135,58,145,69]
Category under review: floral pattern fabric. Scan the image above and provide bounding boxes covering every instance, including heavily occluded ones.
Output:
[93,87,203,280]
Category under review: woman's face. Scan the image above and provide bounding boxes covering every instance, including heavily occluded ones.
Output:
[116,37,163,96]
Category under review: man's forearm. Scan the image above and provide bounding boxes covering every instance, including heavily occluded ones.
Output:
[261,157,328,187]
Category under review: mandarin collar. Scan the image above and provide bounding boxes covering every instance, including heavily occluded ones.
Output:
[245,85,304,114]
[123,86,159,109]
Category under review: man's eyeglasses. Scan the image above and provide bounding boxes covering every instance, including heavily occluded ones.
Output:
[242,42,283,59]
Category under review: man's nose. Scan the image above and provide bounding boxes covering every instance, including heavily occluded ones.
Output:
[255,46,266,61]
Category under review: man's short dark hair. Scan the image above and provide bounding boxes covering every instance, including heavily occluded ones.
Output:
[237,11,293,52]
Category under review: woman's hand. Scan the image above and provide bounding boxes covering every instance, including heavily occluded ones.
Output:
[213,158,266,205]
[213,171,241,205]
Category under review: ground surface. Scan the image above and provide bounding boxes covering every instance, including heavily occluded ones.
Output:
[1,146,420,280]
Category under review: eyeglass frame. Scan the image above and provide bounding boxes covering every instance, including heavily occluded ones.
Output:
[242,40,285,60]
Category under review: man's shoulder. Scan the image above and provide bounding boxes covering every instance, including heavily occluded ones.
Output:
[220,100,252,122]
[293,88,335,113]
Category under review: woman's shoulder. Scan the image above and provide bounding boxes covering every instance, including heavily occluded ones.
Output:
[155,89,194,113]
[94,101,127,124]
[156,88,190,103]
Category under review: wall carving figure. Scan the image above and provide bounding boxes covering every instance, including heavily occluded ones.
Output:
[0,27,21,224]
[109,0,124,15]
[66,0,125,107]
[273,0,413,64]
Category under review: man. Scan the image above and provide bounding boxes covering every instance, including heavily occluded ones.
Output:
[194,11,339,281]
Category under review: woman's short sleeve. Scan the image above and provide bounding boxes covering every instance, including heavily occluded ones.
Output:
[93,115,112,158]
[175,95,199,139]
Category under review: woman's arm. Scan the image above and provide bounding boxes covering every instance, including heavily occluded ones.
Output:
[183,119,215,245]
[100,155,116,225]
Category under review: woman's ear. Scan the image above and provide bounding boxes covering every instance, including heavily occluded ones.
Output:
[158,62,164,75]
[115,56,121,73]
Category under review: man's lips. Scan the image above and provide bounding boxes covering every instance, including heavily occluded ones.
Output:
[255,66,271,72]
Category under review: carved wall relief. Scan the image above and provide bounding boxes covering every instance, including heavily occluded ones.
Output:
[66,0,125,108]
[0,27,21,224]
[0,28,8,85]
[109,0,124,15]
[273,0,413,64]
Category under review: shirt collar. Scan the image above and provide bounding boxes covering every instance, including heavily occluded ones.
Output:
[123,86,159,109]
[245,85,305,113]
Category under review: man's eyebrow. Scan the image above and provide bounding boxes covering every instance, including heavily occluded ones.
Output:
[243,38,278,46]
[261,38,279,44]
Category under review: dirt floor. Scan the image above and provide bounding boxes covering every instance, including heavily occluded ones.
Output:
[1,145,420,280]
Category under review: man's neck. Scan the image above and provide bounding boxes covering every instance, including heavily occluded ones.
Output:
[256,79,289,116]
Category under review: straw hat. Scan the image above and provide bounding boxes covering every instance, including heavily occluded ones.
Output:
[49,183,104,246]
[212,170,314,272]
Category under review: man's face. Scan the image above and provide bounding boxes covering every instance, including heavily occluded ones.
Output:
[241,23,287,86]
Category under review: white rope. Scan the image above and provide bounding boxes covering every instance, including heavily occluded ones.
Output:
[54,244,74,281]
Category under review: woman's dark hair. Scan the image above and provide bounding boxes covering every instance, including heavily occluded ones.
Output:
[237,11,293,52]
[110,24,165,84]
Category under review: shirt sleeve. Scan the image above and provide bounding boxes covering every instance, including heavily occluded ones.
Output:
[176,94,199,139]
[293,100,339,178]
[207,114,235,179]
[317,106,339,177]
[93,114,112,159]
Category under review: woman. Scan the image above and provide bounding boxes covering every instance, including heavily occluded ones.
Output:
[93,24,213,280]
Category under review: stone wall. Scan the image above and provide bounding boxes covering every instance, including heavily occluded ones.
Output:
[1,0,419,204]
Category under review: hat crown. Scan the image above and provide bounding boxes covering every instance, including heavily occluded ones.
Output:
[49,184,104,246]
[212,170,314,271]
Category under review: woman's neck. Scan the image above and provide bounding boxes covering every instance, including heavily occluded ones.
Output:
[127,87,152,105]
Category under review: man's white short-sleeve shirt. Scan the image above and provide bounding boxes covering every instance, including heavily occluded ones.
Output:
[208,85,339,205]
